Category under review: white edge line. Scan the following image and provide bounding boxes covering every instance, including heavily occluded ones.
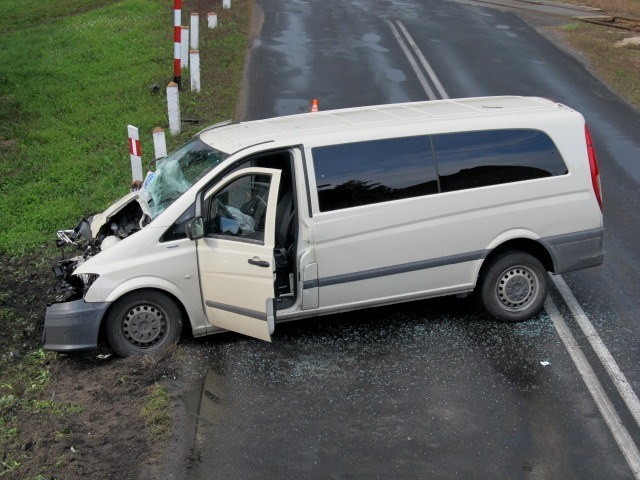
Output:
[552,274,640,429]
[396,20,450,99]
[546,297,640,478]
[386,20,437,100]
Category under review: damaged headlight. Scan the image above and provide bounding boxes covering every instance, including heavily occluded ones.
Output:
[48,258,99,305]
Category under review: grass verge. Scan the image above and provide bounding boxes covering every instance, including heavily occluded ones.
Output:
[141,384,171,438]
[554,21,640,109]
[558,0,640,17]
[0,0,252,477]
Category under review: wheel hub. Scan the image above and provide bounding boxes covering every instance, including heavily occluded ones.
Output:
[123,305,167,347]
[496,266,538,311]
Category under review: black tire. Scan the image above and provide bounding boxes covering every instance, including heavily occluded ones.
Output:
[479,251,548,322]
[105,290,183,357]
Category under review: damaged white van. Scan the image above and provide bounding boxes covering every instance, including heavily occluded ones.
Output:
[43,96,604,356]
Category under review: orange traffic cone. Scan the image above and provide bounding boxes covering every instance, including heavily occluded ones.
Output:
[311,99,319,112]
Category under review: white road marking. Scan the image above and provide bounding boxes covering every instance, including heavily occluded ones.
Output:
[546,298,640,479]
[395,21,450,99]
[552,274,640,429]
[386,20,437,100]
[389,18,640,474]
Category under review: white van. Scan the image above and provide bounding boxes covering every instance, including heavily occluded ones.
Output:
[43,96,604,356]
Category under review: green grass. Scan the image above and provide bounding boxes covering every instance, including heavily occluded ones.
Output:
[140,384,171,438]
[0,0,251,476]
[0,0,120,32]
[0,0,170,256]
[0,0,253,257]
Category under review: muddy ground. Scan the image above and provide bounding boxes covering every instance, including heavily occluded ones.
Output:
[0,251,182,480]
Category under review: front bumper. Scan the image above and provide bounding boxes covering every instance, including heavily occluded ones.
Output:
[43,299,111,352]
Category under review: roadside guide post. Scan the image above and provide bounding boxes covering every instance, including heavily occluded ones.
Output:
[223,0,231,9]
[191,13,199,50]
[173,0,182,87]
[127,125,143,183]
[207,12,217,29]
[167,82,181,134]
[152,127,167,159]
[190,50,201,92]
[181,26,189,68]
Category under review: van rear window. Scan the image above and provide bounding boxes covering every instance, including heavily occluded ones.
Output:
[432,129,568,193]
[311,129,567,212]
[312,136,438,212]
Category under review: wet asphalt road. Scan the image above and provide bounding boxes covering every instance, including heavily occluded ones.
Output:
[179,1,640,478]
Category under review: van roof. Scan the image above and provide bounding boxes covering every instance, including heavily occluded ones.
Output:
[199,96,566,154]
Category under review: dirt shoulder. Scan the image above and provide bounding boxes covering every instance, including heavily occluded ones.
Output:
[0,0,253,478]
[525,1,640,111]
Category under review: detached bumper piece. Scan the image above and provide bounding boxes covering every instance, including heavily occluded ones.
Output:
[43,299,110,352]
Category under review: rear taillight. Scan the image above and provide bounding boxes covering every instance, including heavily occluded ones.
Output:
[585,125,603,211]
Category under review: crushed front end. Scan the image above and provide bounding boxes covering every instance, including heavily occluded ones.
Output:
[44,195,149,352]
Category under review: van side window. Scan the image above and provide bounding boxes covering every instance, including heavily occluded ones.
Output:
[312,136,437,212]
[432,129,568,193]
[206,173,272,243]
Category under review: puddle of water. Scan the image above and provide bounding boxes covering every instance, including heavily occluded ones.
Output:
[386,68,407,82]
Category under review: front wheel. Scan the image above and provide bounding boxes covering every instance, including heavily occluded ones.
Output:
[105,290,183,357]
[479,251,548,322]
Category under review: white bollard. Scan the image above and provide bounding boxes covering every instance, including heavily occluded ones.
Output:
[207,12,217,29]
[223,0,231,9]
[167,82,181,135]
[190,50,201,92]
[190,13,199,50]
[127,125,143,182]
[181,26,189,68]
[152,127,167,159]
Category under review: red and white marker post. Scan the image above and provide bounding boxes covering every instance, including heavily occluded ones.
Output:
[127,125,143,183]
[173,0,182,88]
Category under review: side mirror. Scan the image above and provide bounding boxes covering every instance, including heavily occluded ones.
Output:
[185,217,205,240]
[220,217,240,235]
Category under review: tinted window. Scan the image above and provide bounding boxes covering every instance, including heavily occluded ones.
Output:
[312,136,437,212]
[432,129,567,193]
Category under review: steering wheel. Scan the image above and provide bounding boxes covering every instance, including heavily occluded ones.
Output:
[213,198,234,219]
[240,195,268,216]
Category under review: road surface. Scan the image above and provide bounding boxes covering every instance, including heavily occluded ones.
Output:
[172,1,640,478]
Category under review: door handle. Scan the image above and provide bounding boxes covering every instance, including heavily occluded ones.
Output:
[248,257,270,268]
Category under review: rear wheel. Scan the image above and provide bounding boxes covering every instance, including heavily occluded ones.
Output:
[479,251,548,322]
[105,290,183,357]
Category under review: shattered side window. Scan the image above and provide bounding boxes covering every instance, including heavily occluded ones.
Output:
[146,138,229,218]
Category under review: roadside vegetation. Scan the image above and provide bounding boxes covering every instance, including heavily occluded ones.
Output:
[0,0,252,477]
[141,384,172,438]
[553,0,640,111]
[560,0,640,17]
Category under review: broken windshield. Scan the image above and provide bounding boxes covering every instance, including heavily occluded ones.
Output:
[145,138,229,218]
